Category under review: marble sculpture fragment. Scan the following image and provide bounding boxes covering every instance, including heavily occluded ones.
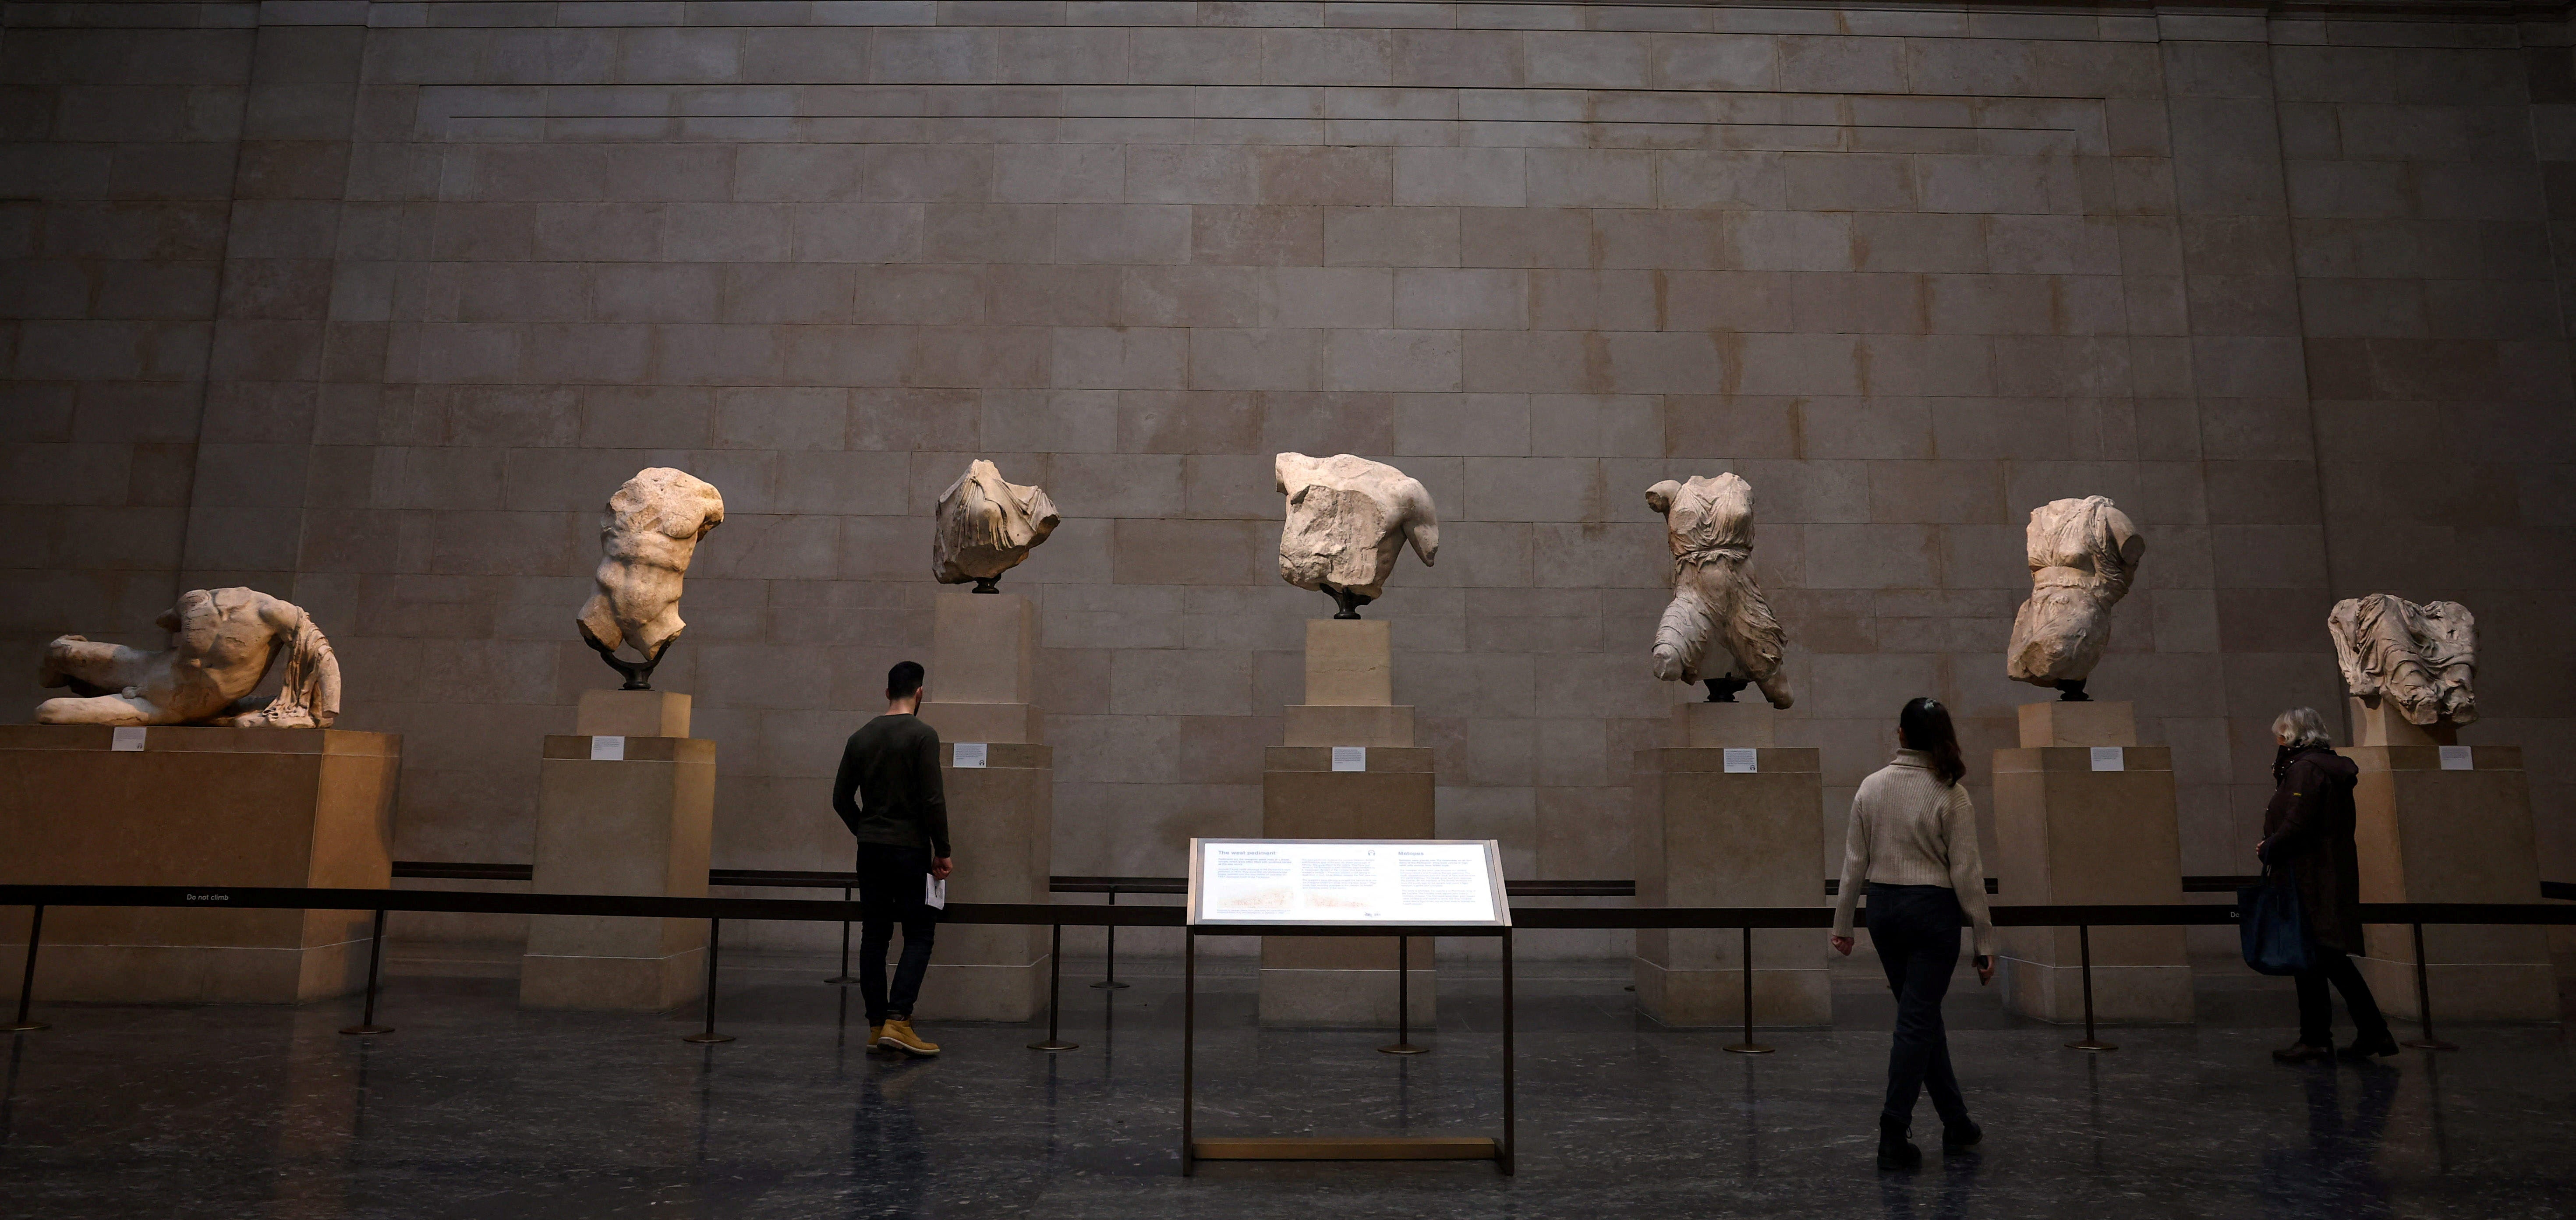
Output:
[2329,594,2476,728]
[1646,474,1793,707]
[577,467,724,691]
[1274,452,1438,619]
[933,459,1060,593]
[2004,495,2145,702]
[37,587,341,727]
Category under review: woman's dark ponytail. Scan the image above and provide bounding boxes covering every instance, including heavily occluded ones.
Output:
[1899,697,1967,788]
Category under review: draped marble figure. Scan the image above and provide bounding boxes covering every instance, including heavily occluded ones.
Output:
[37,587,341,728]
[2004,495,2145,702]
[2328,594,2477,728]
[933,460,1060,593]
[1274,453,1439,619]
[1646,474,1792,707]
[576,467,725,691]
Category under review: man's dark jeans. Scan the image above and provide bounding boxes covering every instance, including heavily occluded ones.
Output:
[856,844,939,1024]
[1865,882,1973,1134]
[2296,946,2390,1048]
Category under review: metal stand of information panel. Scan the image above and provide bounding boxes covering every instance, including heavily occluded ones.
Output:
[1181,923,1514,1176]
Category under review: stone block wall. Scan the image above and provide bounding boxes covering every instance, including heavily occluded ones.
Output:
[2,1,2569,956]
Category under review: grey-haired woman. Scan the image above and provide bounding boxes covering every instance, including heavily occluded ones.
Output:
[2260,707,2394,1063]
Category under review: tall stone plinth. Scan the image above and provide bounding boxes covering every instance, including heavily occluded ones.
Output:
[0,725,398,1004]
[1260,619,1433,1026]
[520,691,714,1011]
[1633,698,1825,1026]
[1991,701,2193,1024]
[917,591,1044,746]
[909,589,1052,1021]
[916,740,1053,1021]
[2345,700,2554,1020]
[1260,745,1437,1026]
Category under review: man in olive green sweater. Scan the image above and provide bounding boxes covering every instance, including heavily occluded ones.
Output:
[831,660,953,1056]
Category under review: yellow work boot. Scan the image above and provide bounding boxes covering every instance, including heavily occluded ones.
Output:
[878,1018,940,1057]
[867,1022,885,1048]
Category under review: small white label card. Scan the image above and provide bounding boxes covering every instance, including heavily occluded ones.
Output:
[924,875,947,910]
[954,742,987,769]
[2089,746,2125,772]
[110,727,147,752]
[2438,745,2473,771]
[589,735,625,761]
[1330,746,1366,772]
[1723,747,1758,774]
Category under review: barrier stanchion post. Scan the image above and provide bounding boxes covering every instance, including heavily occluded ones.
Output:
[6,904,47,1033]
[1500,925,1514,1176]
[1180,928,1196,1176]
[2400,922,2458,1051]
[825,882,857,986]
[339,908,393,1036]
[1723,924,1773,1054]
[1091,888,1128,990]
[1378,934,1425,1055]
[2065,924,2117,1052]
[1030,923,1077,1052]
[683,917,734,1044]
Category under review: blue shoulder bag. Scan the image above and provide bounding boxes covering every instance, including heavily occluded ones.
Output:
[2238,866,2313,976]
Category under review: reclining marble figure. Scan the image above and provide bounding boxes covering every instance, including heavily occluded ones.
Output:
[933,460,1060,593]
[37,587,341,727]
[1646,474,1792,707]
[577,467,724,691]
[2328,593,2476,728]
[2005,495,2145,702]
[1274,453,1438,619]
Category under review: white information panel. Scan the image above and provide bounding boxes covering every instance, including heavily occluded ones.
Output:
[954,742,988,769]
[1189,838,1509,927]
[2438,745,2473,771]
[2089,746,2125,772]
[589,735,625,761]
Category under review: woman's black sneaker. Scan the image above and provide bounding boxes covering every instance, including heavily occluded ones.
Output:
[1943,1121,1982,1153]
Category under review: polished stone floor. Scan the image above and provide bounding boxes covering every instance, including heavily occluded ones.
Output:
[2,951,2570,1219]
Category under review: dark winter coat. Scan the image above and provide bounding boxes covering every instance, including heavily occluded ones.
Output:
[2259,745,2364,955]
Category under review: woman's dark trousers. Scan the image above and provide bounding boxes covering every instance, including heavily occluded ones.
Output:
[1866,883,1971,1133]
[2295,947,2390,1048]
[855,844,939,1024]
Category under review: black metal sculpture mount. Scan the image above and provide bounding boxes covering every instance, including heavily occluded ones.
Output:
[971,576,1001,594]
[1702,676,1751,703]
[1326,586,1373,620]
[583,633,673,692]
[2056,678,2091,702]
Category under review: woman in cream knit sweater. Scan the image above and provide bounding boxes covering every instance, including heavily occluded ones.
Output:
[1830,697,1997,1171]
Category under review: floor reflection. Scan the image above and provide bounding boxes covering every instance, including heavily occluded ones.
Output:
[2261,1063,2399,1220]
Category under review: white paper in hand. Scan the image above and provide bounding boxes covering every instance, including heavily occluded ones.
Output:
[924,875,947,910]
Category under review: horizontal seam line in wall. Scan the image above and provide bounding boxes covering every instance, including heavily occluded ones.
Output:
[404,84,2112,102]
[456,117,2084,131]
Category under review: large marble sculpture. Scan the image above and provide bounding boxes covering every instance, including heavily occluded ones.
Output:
[1645,474,1792,707]
[2004,495,2144,701]
[577,467,724,690]
[2329,594,2476,728]
[933,460,1060,593]
[36,587,341,727]
[1274,453,1439,618]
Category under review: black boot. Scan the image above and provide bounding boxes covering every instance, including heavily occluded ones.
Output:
[1942,1119,1982,1153]
[1877,1118,1921,1171]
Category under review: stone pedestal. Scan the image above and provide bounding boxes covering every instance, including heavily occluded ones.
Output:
[1990,702,2193,1024]
[2344,700,2553,1020]
[0,725,399,1004]
[1634,701,1824,1026]
[519,691,714,1011]
[911,590,1051,1021]
[917,591,1043,745]
[1260,620,1434,1026]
